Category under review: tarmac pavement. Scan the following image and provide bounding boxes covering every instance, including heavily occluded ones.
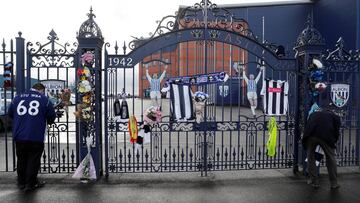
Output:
[0,167,359,203]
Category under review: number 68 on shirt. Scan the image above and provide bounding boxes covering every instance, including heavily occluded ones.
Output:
[16,100,40,116]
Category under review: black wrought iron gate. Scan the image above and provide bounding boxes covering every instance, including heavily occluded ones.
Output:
[1,0,359,176]
[104,1,298,175]
[26,30,79,173]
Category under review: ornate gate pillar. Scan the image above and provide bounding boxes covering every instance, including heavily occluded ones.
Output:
[293,14,325,173]
[76,8,104,178]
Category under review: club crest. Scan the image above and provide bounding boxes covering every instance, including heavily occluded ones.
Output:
[219,85,229,97]
[331,84,350,108]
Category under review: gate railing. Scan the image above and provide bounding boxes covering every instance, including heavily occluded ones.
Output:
[1,2,360,176]
[0,37,16,172]
[319,38,360,167]
[25,30,79,173]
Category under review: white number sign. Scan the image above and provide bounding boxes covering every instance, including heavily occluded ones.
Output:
[17,100,40,116]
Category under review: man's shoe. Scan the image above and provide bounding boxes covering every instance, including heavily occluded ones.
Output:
[311,183,320,189]
[331,184,340,190]
[307,179,320,188]
[23,181,46,192]
[23,185,35,193]
[17,184,25,190]
[34,180,46,188]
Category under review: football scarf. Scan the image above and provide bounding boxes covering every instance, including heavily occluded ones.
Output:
[168,72,229,86]
[128,115,138,144]
[170,84,194,121]
[3,62,13,88]
[266,117,278,157]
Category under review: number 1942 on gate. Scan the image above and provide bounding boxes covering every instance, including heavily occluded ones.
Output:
[107,56,133,68]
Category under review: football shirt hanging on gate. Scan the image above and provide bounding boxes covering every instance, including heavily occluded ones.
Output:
[260,79,289,116]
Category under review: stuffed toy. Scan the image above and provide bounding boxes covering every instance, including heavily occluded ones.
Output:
[193,91,209,123]
[60,88,72,106]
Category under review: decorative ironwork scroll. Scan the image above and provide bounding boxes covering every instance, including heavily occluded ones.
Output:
[27,30,78,68]
[128,0,260,50]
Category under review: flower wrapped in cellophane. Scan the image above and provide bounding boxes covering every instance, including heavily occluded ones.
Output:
[143,106,162,125]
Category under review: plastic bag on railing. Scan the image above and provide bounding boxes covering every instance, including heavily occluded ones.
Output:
[72,136,96,182]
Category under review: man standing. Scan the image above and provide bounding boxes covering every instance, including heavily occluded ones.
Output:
[145,63,167,107]
[302,108,341,189]
[8,83,56,192]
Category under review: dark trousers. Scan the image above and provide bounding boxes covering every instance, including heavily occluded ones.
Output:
[305,137,337,185]
[16,141,44,187]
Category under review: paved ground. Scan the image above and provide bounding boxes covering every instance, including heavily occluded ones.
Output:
[0,167,359,203]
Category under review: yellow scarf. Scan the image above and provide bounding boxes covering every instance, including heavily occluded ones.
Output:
[266,117,278,157]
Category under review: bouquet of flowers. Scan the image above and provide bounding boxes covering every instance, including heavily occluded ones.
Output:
[74,52,95,121]
[143,106,162,125]
[72,136,96,182]
[82,52,95,67]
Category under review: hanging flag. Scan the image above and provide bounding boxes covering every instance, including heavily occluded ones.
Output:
[266,117,278,157]
[260,79,289,116]
[170,84,194,121]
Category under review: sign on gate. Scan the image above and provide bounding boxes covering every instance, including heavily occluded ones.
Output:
[107,55,133,68]
[41,79,65,107]
[330,84,350,108]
